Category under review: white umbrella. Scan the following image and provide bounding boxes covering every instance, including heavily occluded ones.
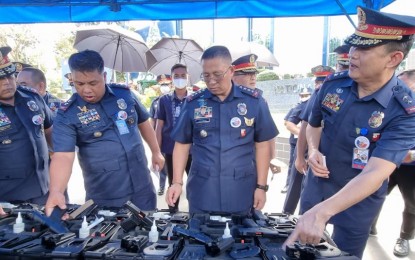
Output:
[73,25,149,72]
[212,41,279,67]
[146,37,204,85]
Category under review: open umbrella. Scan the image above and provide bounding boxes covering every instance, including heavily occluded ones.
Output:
[146,37,204,84]
[73,25,149,72]
[213,41,279,67]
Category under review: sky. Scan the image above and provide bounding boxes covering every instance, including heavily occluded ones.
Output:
[3,0,415,80]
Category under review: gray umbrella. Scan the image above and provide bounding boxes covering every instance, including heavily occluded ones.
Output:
[73,25,149,72]
[146,37,204,85]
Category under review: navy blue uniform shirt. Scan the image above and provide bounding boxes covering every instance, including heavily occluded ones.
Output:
[0,86,53,202]
[172,84,278,213]
[53,84,154,205]
[301,71,415,227]
[286,100,308,145]
[149,96,160,120]
[44,91,63,118]
[156,91,187,154]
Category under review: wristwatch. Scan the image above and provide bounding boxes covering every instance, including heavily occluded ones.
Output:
[256,184,269,192]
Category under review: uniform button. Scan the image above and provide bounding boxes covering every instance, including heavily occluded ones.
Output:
[94,131,102,138]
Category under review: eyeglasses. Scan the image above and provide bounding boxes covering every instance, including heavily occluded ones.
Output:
[201,66,231,81]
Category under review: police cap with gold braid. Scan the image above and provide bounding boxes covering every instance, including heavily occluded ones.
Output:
[345,6,415,47]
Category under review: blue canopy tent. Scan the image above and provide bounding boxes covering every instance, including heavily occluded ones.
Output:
[0,0,395,24]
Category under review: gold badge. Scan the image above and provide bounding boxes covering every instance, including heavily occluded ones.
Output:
[77,106,88,113]
[368,111,384,128]
[249,54,255,63]
[244,117,254,126]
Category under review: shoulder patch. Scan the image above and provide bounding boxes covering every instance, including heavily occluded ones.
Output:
[237,85,261,98]
[109,83,129,90]
[393,85,415,114]
[59,97,75,112]
[186,88,207,102]
[325,71,349,82]
[17,85,39,94]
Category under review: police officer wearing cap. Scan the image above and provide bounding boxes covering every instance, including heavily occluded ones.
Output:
[0,46,53,206]
[232,54,258,89]
[166,46,278,214]
[333,44,351,72]
[284,7,415,258]
[45,50,164,214]
[17,67,63,118]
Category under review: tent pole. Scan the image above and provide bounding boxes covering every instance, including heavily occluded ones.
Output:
[335,0,356,29]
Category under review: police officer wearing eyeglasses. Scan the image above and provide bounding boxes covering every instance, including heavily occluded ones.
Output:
[166,46,278,214]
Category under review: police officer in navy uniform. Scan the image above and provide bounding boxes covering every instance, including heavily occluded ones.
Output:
[282,86,313,214]
[17,67,63,118]
[284,7,415,259]
[232,54,259,89]
[45,50,164,214]
[333,44,351,72]
[156,65,192,211]
[0,46,53,207]
[166,46,278,214]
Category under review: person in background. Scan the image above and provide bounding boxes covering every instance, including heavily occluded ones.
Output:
[232,54,258,89]
[369,67,415,257]
[156,64,192,212]
[0,46,53,208]
[45,50,164,214]
[284,7,415,258]
[293,65,334,190]
[232,53,279,176]
[333,44,351,72]
[281,86,312,213]
[17,67,63,117]
[149,74,171,196]
[12,61,31,78]
[167,46,278,214]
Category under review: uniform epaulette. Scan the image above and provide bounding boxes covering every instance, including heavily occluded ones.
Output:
[324,71,349,82]
[237,85,261,98]
[393,85,415,114]
[17,85,39,94]
[186,88,207,102]
[59,97,75,112]
[109,83,129,90]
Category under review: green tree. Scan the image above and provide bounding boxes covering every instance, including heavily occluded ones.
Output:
[0,25,40,67]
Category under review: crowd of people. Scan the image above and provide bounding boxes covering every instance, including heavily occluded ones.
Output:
[0,6,415,259]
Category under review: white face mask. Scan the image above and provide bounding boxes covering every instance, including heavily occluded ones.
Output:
[173,78,188,89]
[300,96,311,102]
[160,85,170,94]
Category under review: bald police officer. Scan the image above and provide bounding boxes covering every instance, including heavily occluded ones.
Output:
[284,7,415,258]
[167,46,278,214]
[0,46,53,206]
[45,50,164,214]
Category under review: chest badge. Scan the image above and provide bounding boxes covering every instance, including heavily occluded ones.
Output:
[368,111,384,128]
[230,117,241,128]
[32,114,44,125]
[237,103,247,115]
[27,100,39,112]
[244,117,255,127]
[117,98,127,110]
